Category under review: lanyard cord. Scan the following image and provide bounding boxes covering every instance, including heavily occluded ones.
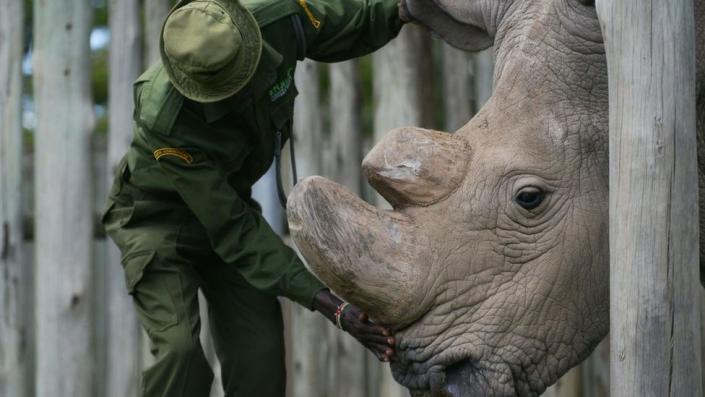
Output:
[275,129,298,209]
[289,129,299,186]
[274,14,305,209]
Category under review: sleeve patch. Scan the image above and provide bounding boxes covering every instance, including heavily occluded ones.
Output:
[153,148,194,164]
[297,0,321,29]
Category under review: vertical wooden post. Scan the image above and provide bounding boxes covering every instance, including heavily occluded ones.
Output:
[701,289,705,394]
[291,59,329,397]
[371,24,425,397]
[325,60,367,397]
[441,43,473,131]
[329,61,363,193]
[294,60,324,178]
[580,340,610,396]
[144,0,172,65]
[596,0,702,395]
[33,0,95,396]
[105,1,142,396]
[472,48,494,111]
[0,0,27,396]
[542,367,582,397]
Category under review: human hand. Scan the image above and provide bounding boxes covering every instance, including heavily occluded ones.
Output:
[338,303,395,362]
[312,290,395,362]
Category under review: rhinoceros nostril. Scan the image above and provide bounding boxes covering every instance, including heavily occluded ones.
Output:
[443,361,477,397]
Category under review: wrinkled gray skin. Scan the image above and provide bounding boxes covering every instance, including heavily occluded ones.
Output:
[288,1,705,396]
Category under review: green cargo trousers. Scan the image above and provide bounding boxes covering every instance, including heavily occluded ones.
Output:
[102,164,286,397]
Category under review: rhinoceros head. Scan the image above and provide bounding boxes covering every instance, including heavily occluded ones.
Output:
[288,0,609,395]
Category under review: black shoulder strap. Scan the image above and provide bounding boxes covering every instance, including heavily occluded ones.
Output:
[290,13,307,60]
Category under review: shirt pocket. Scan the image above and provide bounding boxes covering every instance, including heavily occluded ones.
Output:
[270,85,298,132]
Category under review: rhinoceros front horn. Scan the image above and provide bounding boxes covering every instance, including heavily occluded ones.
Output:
[287,176,429,327]
[363,127,470,209]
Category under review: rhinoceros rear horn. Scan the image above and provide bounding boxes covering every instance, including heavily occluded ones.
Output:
[363,127,471,209]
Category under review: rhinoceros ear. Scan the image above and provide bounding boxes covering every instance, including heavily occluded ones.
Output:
[363,127,471,208]
[403,0,492,51]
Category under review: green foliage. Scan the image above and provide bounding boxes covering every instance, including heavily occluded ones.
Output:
[92,0,109,106]
[95,113,109,135]
[358,55,374,137]
[93,0,108,26]
[23,128,34,150]
[23,74,33,97]
[92,49,109,105]
[23,0,32,51]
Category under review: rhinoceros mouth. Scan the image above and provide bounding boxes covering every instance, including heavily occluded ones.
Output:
[392,343,481,391]
[393,342,530,397]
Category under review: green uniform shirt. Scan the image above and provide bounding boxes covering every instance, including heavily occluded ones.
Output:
[124,0,403,308]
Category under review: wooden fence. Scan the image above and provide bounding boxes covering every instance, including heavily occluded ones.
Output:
[597,0,702,395]
[5,0,691,396]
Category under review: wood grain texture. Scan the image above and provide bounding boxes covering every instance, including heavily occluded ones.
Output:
[330,61,363,194]
[0,0,28,395]
[472,48,494,111]
[104,1,142,396]
[441,43,473,131]
[144,0,172,66]
[33,0,95,395]
[596,0,702,395]
[542,366,581,397]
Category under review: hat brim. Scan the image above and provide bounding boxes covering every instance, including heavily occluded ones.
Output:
[160,0,262,103]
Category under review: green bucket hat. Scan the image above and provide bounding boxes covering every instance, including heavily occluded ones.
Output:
[160,0,262,103]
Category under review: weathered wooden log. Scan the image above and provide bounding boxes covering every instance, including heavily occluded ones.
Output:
[33,0,95,395]
[104,1,142,396]
[596,0,702,394]
[0,0,29,395]
[441,43,473,131]
[472,48,494,110]
[22,214,105,241]
[144,0,173,66]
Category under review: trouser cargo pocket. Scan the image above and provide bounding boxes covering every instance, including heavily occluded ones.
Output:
[123,251,180,334]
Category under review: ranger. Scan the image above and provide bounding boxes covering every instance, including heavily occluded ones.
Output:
[102,0,407,395]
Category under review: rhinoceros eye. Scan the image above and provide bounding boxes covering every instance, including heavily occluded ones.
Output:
[515,187,546,210]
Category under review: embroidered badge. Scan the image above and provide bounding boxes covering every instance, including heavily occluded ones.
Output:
[297,0,321,29]
[153,148,193,164]
[269,68,294,102]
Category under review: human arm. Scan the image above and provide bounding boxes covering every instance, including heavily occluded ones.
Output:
[293,0,406,62]
[151,143,326,308]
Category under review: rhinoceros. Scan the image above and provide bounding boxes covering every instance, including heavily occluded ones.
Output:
[287,0,705,395]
